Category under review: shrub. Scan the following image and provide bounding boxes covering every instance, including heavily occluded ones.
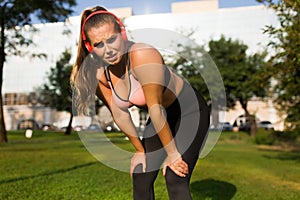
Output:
[254,128,276,145]
[254,129,299,145]
[273,130,298,141]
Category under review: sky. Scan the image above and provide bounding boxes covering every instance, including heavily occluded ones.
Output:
[71,0,262,16]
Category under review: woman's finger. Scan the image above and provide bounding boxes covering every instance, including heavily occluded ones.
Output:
[130,162,138,177]
[162,164,167,176]
[170,162,189,175]
[171,166,186,177]
[142,160,146,173]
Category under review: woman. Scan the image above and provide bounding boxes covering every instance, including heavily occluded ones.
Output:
[71,6,210,200]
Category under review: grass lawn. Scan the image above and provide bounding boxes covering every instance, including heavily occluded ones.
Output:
[0,130,299,200]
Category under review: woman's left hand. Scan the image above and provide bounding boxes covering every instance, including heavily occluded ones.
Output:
[130,152,146,177]
[163,152,189,177]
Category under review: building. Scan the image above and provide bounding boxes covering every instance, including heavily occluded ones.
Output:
[3,1,284,131]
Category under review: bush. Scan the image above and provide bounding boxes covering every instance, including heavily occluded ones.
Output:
[254,129,276,145]
[254,128,299,145]
[273,130,298,141]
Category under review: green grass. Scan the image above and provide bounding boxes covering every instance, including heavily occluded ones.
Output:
[0,131,300,200]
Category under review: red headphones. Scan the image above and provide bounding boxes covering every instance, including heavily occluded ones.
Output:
[81,10,128,52]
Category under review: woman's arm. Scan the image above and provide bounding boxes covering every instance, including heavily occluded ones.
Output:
[110,102,144,153]
[130,44,188,177]
[130,44,177,154]
[96,80,146,175]
[96,81,144,153]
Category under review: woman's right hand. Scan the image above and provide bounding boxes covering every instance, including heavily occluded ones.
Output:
[130,152,146,176]
[163,151,189,177]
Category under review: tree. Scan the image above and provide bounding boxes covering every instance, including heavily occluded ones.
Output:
[167,35,227,130]
[257,0,300,131]
[167,43,210,100]
[0,0,76,142]
[167,43,218,128]
[39,49,73,135]
[208,36,269,136]
[169,35,269,136]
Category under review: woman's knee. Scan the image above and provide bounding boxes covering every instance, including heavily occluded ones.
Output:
[165,169,192,200]
[132,171,158,200]
[165,168,190,189]
[132,169,158,190]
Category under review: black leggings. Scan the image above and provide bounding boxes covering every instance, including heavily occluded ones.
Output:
[132,82,210,200]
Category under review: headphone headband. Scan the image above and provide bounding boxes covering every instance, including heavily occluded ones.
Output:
[81,10,127,52]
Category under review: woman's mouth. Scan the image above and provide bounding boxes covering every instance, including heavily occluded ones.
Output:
[106,54,118,63]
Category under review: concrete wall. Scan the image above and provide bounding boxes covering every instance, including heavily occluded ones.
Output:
[172,0,218,13]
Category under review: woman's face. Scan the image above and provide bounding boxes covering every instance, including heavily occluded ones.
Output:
[87,22,125,65]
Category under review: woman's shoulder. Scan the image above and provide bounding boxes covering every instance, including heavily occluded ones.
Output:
[130,42,154,50]
[96,66,110,87]
[129,42,162,62]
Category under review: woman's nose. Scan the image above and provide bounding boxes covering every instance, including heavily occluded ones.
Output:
[104,43,113,55]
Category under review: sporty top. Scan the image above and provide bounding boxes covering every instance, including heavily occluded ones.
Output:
[104,42,170,109]
[105,66,146,109]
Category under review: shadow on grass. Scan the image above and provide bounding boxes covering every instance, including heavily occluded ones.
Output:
[191,178,237,200]
[263,152,300,162]
[0,162,97,184]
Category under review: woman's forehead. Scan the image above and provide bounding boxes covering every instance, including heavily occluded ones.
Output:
[87,23,117,42]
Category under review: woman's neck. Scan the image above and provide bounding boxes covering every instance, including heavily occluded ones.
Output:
[108,53,127,78]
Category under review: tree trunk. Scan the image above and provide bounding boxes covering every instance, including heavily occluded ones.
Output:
[245,109,257,137]
[0,9,7,143]
[249,114,257,137]
[65,112,73,135]
[240,100,257,136]
[0,52,7,143]
[0,95,7,143]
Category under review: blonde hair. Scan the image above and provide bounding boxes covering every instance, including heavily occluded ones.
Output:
[70,6,121,115]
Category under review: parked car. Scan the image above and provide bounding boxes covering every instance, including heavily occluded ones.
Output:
[60,126,74,132]
[87,124,101,131]
[17,119,40,130]
[258,121,274,130]
[41,124,58,131]
[238,122,251,132]
[73,125,84,132]
[105,125,114,132]
[104,124,120,132]
[220,122,233,131]
[101,122,120,132]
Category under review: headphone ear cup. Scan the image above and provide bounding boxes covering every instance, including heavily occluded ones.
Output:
[84,41,93,52]
[121,28,128,41]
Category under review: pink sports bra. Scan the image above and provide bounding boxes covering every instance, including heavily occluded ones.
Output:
[104,42,170,109]
[105,68,147,109]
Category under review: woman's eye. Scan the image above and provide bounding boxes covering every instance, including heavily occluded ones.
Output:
[107,36,117,44]
[96,42,104,48]
[94,35,117,49]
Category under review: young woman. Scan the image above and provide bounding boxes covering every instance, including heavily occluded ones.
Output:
[71,6,210,200]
